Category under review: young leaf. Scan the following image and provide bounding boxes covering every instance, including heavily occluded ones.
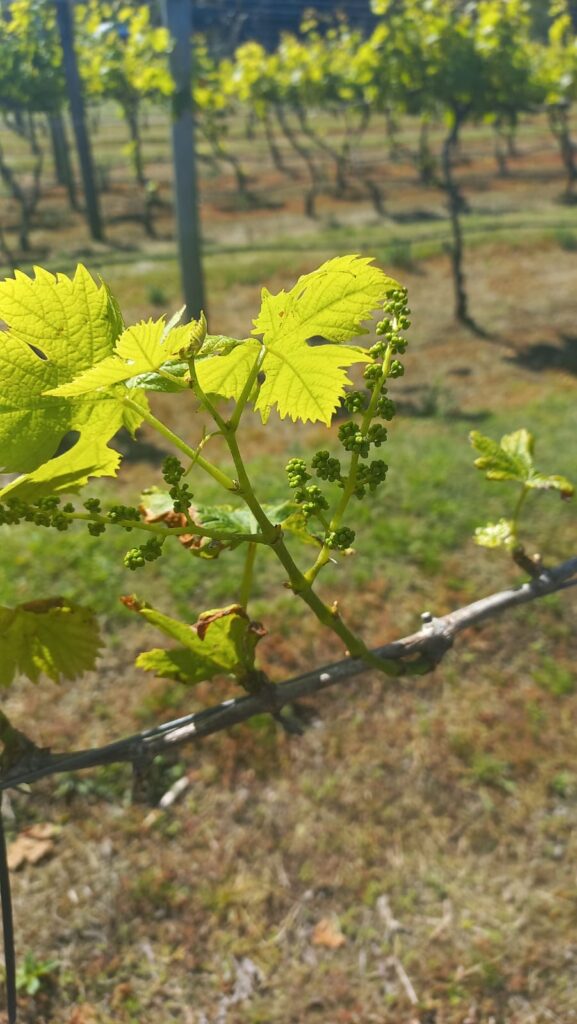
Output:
[45,315,207,397]
[253,255,400,345]
[122,599,265,684]
[250,255,393,423]
[474,519,516,550]
[124,361,189,393]
[0,598,101,688]
[471,429,574,496]
[195,340,262,401]
[140,489,305,555]
[195,256,393,423]
[254,334,370,424]
[125,337,242,394]
[526,473,574,497]
[470,428,535,482]
[0,265,146,498]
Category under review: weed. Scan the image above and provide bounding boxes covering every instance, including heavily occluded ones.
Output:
[54,764,131,804]
[468,753,515,792]
[147,284,168,306]
[386,236,415,270]
[533,656,576,696]
[555,228,577,251]
[127,866,186,916]
[15,953,58,996]
[549,771,577,798]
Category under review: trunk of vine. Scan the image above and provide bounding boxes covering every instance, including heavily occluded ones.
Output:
[549,106,577,202]
[493,123,509,177]
[123,102,157,239]
[294,104,349,197]
[274,103,322,218]
[385,107,400,161]
[506,121,519,158]
[567,0,577,33]
[263,109,297,178]
[206,131,254,208]
[47,111,78,210]
[55,0,104,242]
[441,115,470,326]
[417,117,437,185]
[124,101,146,188]
[364,177,386,217]
[0,114,43,253]
[346,106,385,216]
[245,108,256,141]
[0,219,15,272]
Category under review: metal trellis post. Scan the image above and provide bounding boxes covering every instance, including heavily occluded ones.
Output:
[54,0,104,241]
[161,0,206,320]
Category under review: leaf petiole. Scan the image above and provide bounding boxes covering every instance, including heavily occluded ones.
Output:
[123,397,238,492]
[239,542,258,609]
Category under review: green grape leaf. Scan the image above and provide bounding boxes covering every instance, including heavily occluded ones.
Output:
[0,598,101,688]
[253,255,400,345]
[525,473,574,497]
[470,428,535,482]
[471,429,574,496]
[195,340,262,401]
[122,598,265,684]
[251,255,392,423]
[189,499,294,536]
[140,489,301,556]
[280,508,324,547]
[45,314,207,397]
[194,256,393,423]
[197,334,242,358]
[124,336,242,394]
[474,519,516,550]
[254,334,371,424]
[0,265,147,499]
[125,361,189,393]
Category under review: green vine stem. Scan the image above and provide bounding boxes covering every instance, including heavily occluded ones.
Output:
[511,484,529,541]
[128,355,406,676]
[69,511,268,546]
[305,340,395,583]
[222,427,403,676]
[239,542,257,609]
[227,348,266,431]
[124,397,237,492]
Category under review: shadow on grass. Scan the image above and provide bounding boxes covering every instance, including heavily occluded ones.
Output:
[395,392,490,422]
[112,428,169,465]
[507,332,577,375]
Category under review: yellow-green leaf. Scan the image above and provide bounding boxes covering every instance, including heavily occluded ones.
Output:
[46,314,206,397]
[0,265,146,498]
[123,599,265,684]
[0,598,101,688]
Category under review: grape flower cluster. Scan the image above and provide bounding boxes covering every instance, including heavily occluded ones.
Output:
[285,286,410,554]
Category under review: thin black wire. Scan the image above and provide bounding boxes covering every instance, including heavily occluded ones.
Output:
[0,809,16,1024]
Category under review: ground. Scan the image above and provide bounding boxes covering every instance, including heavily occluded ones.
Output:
[0,106,577,1022]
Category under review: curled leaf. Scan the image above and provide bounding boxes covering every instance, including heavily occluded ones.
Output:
[122,600,266,685]
[471,429,573,497]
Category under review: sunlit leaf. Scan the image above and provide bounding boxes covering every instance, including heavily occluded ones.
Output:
[122,598,265,684]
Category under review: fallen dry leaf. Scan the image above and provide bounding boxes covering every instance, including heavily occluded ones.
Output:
[7,823,57,871]
[67,1005,99,1024]
[311,916,347,949]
